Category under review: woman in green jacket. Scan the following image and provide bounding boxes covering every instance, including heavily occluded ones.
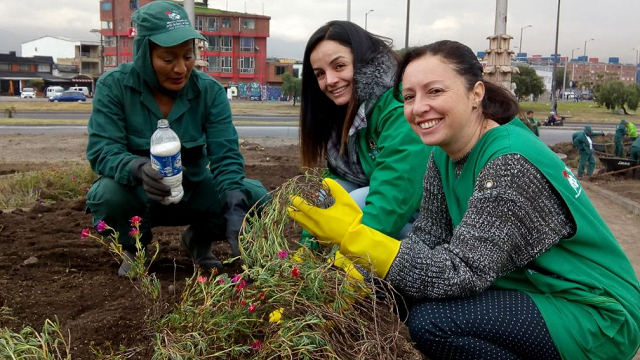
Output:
[86,1,268,276]
[290,40,640,359]
[299,20,430,240]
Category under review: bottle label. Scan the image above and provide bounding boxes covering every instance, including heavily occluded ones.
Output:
[150,152,182,177]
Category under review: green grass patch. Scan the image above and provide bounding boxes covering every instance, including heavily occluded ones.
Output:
[519,101,638,123]
[0,163,97,209]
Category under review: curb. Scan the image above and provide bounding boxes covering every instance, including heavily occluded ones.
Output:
[583,183,640,216]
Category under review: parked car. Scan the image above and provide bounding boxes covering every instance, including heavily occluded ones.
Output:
[48,90,87,102]
[46,86,65,99]
[20,87,36,98]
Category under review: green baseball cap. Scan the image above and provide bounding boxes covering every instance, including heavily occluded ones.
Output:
[132,1,206,47]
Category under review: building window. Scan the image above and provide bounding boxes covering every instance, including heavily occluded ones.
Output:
[293,68,300,78]
[221,17,231,28]
[195,16,204,31]
[105,56,117,66]
[241,19,255,29]
[239,57,254,74]
[275,66,286,75]
[129,0,138,10]
[206,36,219,51]
[207,17,219,31]
[240,37,254,52]
[37,64,51,72]
[101,20,113,29]
[220,36,232,52]
[0,63,10,71]
[104,37,116,47]
[19,64,30,72]
[207,56,232,73]
[101,1,112,11]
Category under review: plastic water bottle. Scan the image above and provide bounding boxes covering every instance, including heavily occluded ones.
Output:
[150,119,184,205]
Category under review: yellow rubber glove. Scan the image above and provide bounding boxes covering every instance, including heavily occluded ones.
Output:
[331,250,365,284]
[340,223,401,279]
[288,178,363,247]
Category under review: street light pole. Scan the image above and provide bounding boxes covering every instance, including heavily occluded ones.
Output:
[583,38,594,57]
[518,25,532,57]
[405,0,410,49]
[550,0,561,113]
[365,9,374,30]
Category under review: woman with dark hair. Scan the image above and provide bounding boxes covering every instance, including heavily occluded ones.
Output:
[298,20,430,241]
[290,40,640,359]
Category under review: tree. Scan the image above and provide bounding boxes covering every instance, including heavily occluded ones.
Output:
[280,73,301,106]
[511,66,545,101]
[594,81,640,115]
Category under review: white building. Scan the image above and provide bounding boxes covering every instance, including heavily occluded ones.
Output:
[21,36,79,62]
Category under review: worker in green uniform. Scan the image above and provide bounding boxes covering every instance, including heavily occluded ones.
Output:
[573,125,604,178]
[289,40,640,360]
[85,1,268,276]
[627,121,638,141]
[614,119,628,157]
[631,137,640,162]
[525,110,539,136]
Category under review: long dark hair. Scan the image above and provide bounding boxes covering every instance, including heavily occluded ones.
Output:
[393,40,518,124]
[300,20,394,167]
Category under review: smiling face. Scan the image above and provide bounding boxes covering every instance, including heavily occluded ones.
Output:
[150,40,195,92]
[309,40,354,106]
[401,55,485,158]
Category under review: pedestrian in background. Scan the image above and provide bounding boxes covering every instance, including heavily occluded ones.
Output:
[626,120,637,141]
[298,20,431,243]
[289,40,640,360]
[86,1,269,276]
[614,119,628,157]
[525,110,539,136]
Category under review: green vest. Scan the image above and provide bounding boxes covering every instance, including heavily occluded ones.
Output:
[433,119,640,360]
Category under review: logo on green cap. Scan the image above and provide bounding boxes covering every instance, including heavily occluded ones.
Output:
[164,9,190,30]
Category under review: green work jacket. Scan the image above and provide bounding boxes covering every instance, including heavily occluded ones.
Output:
[329,89,431,237]
[433,119,640,360]
[86,64,247,202]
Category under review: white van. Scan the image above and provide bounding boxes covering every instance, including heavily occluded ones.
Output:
[46,86,65,99]
[69,86,90,97]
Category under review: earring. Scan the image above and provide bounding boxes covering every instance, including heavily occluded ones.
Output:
[472,104,478,110]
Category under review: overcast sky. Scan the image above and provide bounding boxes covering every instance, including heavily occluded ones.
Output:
[1,0,639,64]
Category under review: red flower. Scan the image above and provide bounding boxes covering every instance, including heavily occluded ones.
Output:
[218,279,225,285]
[258,291,266,299]
[277,250,288,259]
[96,220,107,233]
[129,228,140,237]
[197,275,207,283]
[240,299,247,306]
[130,216,142,227]
[291,267,300,278]
[235,279,247,291]
[252,339,263,351]
[248,303,257,313]
[81,228,91,239]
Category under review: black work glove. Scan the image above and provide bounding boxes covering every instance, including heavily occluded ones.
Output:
[131,157,171,202]
[222,190,248,257]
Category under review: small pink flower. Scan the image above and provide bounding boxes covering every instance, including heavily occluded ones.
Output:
[130,216,142,227]
[231,273,241,283]
[235,279,247,291]
[197,275,207,283]
[291,267,300,278]
[248,303,257,313]
[71,176,77,181]
[277,250,288,259]
[81,228,91,239]
[96,220,107,233]
[240,299,247,306]
[129,228,139,237]
[252,339,263,351]
[218,279,226,285]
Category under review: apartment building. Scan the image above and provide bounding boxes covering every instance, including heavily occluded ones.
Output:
[99,0,270,88]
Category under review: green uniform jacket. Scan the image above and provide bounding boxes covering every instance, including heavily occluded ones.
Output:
[628,122,638,138]
[329,89,431,237]
[434,119,640,360]
[86,64,247,202]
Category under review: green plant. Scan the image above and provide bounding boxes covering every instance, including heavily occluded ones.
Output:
[0,163,97,208]
[4,106,16,118]
[0,307,71,360]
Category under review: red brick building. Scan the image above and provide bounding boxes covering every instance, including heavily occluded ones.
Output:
[98,0,270,87]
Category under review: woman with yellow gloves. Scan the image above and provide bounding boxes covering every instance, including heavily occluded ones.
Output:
[289,40,640,360]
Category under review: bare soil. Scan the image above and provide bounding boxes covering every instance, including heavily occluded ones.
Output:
[1,133,639,359]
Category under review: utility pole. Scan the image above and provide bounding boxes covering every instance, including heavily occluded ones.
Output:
[484,0,517,91]
[347,0,351,21]
[405,0,410,49]
[550,0,561,113]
